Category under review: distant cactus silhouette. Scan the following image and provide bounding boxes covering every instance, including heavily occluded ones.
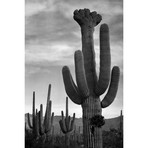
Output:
[62,9,120,148]
[119,110,123,145]
[26,84,54,143]
[59,97,75,147]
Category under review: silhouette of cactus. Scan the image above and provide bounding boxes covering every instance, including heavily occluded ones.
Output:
[119,110,123,142]
[27,91,39,139]
[51,125,55,145]
[26,84,54,143]
[62,9,120,148]
[59,97,75,147]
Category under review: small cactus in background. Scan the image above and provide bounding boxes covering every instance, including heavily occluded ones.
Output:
[62,9,120,148]
[119,110,123,133]
[26,84,54,143]
[119,110,123,146]
[51,125,55,145]
[59,97,75,147]
[27,91,40,139]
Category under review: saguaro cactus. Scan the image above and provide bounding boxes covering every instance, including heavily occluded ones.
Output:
[62,9,120,148]
[119,110,123,139]
[27,91,39,139]
[27,84,54,142]
[59,97,75,147]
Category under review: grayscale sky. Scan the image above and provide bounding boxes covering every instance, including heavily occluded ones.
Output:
[25,0,123,118]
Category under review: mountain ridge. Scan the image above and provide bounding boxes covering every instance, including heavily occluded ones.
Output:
[25,114,123,135]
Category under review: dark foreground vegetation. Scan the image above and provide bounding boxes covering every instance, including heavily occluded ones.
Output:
[25,128,123,148]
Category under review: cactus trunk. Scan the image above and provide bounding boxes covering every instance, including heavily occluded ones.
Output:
[65,133,70,147]
[80,16,103,147]
[82,96,102,148]
[81,27,97,93]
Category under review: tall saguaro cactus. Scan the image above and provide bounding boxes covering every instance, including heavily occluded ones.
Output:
[59,97,75,147]
[62,9,120,148]
[27,84,54,142]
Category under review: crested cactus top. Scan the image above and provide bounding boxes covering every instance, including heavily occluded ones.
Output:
[73,8,102,28]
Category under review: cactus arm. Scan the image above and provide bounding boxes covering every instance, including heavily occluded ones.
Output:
[66,97,68,117]
[51,112,54,126]
[65,118,69,131]
[59,111,67,134]
[35,110,40,138]
[68,116,71,131]
[62,66,82,105]
[32,92,36,136]
[120,110,123,116]
[70,113,75,131]
[36,111,40,137]
[59,120,67,134]
[119,110,123,137]
[47,84,51,102]
[101,66,120,108]
[44,84,51,127]
[36,109,38,115]
[65,97,70,131]
[44,84,54,134]
[44,100,52,132]
[45,112,54,134]
[27,113,33,129]
[44,84,51,129]
[48,100,52,127]
[39,104,44,135]
[75,50,89,98]
[72,113,75,121]
[32,91,36,128]
[61,111,67,132]
[61,111,64,120]
[95,24,111,96]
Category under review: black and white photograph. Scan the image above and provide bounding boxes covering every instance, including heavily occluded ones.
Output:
[25,0,123,148]
[2,0,148,148]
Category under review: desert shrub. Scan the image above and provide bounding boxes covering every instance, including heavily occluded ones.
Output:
[103,128,123,148]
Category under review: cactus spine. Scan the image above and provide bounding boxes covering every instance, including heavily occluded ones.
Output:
[59,97,75,147]
[27,84,54,142]
[62,9,120,148]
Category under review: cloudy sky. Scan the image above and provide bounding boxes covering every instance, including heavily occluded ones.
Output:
[25,0,123,118]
